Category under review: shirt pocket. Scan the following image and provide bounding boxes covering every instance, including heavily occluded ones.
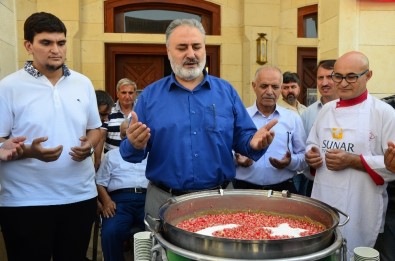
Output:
[204,104,233,133]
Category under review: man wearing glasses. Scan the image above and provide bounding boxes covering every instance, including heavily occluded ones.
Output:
[305,51,395,259]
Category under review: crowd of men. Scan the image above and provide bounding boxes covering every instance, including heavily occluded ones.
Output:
[1,12,395,261]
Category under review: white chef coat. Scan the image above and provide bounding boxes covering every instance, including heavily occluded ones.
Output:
[307,92,395,258]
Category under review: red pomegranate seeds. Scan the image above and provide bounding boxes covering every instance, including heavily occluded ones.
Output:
[176,211,326,240]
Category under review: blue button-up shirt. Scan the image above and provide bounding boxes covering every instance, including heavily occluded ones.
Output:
[120,72,266,190]
[301,99,323,137]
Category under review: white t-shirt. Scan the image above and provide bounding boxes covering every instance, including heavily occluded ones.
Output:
[0,66,102,206]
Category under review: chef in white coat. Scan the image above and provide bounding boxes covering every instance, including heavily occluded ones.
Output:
[305,51,395,259]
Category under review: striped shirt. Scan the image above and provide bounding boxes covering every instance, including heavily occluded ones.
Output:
[102,101,131,152]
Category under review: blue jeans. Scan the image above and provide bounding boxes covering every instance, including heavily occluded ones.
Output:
[101,192,146,261]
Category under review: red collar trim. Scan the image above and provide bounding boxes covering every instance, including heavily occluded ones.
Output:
[336,90,368,108]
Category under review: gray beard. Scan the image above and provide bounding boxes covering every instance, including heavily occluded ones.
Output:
[169,57,206,81]
[286,95,297,105]
[172,66,202,81]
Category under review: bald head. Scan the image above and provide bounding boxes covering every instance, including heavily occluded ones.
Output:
[333,51,372,100]
[335,51,369,71]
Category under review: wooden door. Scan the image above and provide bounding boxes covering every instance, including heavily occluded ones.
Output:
[297,47,317,106]
[116,55,165,96]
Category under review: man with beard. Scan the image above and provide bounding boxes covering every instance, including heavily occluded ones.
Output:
[0,12,102,261]
[278,72,307,115]
[233,66,307,193]
[278,72,307,194]
[120,19,277,222]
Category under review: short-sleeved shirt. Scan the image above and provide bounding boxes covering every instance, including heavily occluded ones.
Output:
[0,61,102,206]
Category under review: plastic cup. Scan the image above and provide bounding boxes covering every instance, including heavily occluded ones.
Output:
[353,247,380,261]
[134,231,152,261]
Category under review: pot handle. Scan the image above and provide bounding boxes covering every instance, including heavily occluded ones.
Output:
[333,207,350,227]
[144,213,162,233]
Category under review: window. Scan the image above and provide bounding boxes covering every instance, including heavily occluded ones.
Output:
[297,5,318,38]
[104,0,220,35]
[122,10,201,34]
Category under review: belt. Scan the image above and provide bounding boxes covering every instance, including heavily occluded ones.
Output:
[109,187,147,195]
[233,178,293,190]
[153,181,229,196]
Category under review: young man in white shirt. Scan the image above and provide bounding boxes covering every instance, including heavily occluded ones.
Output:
[0,12,102,261]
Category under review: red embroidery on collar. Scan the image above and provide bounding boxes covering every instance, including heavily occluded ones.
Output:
[336,90,368,108]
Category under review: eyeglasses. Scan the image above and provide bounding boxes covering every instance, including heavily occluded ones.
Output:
[331,69,369,83]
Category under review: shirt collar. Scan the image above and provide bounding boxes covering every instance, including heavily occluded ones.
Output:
[169,70,210,91]
[113,100,134,115]
[316,98,324,109]
[336,90,368,108]
[24,61,71,78]
[114,100,122,112]
[250,102,280,119]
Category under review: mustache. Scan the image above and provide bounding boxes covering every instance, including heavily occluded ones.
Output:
[183,58,199,65]
[262,94,276,99]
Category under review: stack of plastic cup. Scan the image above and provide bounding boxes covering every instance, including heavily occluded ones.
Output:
[353,247,380,261]
[133,231,152,261]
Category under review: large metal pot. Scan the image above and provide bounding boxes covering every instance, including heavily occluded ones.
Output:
[155,189,349,259]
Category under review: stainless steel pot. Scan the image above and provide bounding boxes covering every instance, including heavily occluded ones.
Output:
[153,228,346,261]
[154,189,349,259]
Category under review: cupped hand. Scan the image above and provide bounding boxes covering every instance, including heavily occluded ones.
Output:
[305,146,323,169]
[250,119,278,150]
[28,136,63,162]
[385,141,395,173]
[269,150,291,169]
[235,153,254,167]
[70,136,92,162]
[126,111,151,150]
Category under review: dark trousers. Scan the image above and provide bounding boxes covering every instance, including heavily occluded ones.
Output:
[101,192,146,261]
[293,174,313,196]
[0,197,97,261]
[374,194,395,261]
[233,178,297,194]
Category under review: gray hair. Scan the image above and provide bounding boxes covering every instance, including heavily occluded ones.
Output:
[116,78,137,92]
[254,65,283,85]
[165,19,206,47]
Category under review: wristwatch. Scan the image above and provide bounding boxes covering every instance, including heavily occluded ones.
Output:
[88,142,95,157]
